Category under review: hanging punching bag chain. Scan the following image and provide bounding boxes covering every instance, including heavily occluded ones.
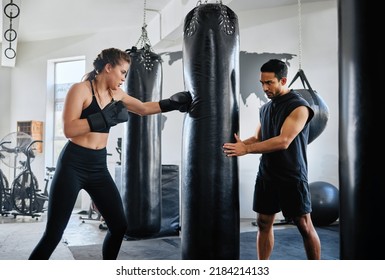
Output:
[297,0,302,70]
[135,0,153,51]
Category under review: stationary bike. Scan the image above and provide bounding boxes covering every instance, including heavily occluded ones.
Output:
[0,140,13,215]
[34,166,56,213]
[11,140,45,218]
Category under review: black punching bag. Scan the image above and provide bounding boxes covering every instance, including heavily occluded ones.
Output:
[121,46,162,238]
[289,69,329,144]
[181,3,240,259]
[339,0,384,259]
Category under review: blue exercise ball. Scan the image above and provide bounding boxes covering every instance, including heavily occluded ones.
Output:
[309,181,339,226]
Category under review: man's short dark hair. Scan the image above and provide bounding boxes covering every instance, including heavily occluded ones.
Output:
[260,59,288,80]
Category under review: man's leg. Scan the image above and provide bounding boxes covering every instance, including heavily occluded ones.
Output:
[293,213,321,260]
[256,213,276,260]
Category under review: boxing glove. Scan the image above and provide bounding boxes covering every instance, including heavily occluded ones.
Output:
[159,91,192,113]
[87,100,129,132]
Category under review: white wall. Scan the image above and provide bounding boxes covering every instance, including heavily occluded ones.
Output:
[0,66,11,137]
[0,0,338,218]
[0,66,12,180]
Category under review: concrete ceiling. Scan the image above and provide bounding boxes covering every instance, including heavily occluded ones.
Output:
[1,0,324,44]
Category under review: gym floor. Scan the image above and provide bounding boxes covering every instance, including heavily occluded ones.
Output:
[0,210,259,260]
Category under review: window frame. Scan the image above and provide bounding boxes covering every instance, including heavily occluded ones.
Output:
[45,56,85,167]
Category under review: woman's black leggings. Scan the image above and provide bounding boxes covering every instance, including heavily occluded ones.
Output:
[29,141,127,260]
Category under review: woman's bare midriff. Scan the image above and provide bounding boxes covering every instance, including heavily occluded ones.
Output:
[69,132,109,150]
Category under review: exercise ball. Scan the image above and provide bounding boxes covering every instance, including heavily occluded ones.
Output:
[309,181,339,226]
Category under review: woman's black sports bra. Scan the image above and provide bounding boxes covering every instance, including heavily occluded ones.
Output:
[80,80,113,133]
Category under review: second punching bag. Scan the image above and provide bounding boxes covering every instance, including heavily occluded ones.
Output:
[121,46,163,238]
[181,3,240,259]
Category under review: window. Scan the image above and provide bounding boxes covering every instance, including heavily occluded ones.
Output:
[52,59,85,164]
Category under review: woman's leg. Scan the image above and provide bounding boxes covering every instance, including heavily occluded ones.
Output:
[87,173,127,260]
[28,164,80,260]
